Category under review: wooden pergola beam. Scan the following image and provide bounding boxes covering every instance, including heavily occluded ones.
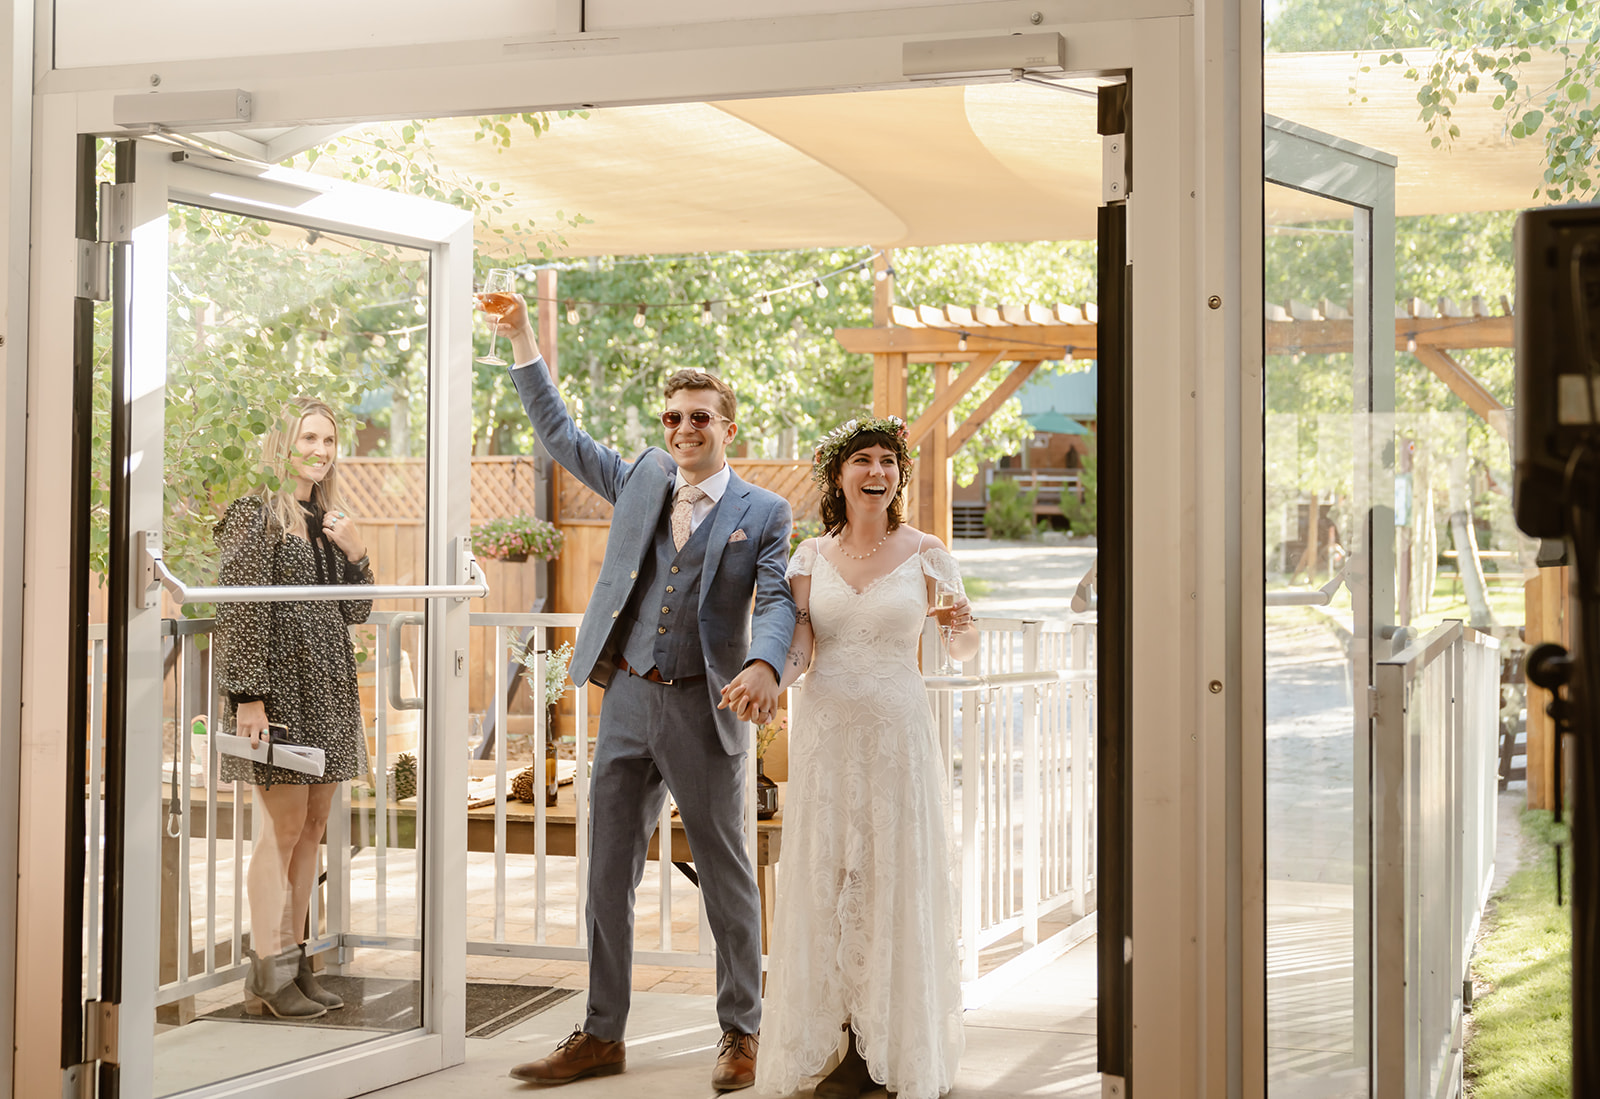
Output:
[951,360,1044,450]
[904,351,1002,448]
[872,352,907,420]
[835,324,1095,358]
[1266,314,1512,355]
[839,313,1512,359]
[1410,346,1510,440]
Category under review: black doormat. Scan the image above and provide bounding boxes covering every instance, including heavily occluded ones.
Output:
[199,977,578,1040]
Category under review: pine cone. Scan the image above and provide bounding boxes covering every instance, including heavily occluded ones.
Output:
[389,752,418,801]
[510,766,540,803]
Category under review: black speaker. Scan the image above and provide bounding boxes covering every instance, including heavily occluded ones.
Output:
[1514,203,1600,537]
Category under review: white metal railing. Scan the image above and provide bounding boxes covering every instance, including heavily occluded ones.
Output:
[463,612,731,969]
[103,606,1097,1008]
[145,611,428,1007]
[1372,620,1500,1099]
[922,614,1098,1001]
[988,467,1083,504]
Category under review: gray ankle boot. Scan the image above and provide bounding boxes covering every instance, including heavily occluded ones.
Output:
[295,945,344,1010]
[244,948,327,1020]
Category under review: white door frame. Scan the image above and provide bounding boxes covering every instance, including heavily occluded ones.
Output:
[91,141,475,1098]
[13,7,1256,1098]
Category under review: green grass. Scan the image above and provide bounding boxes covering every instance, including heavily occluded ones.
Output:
[1406,567,1526,636]
[962,576,993,599]
[1466,810,1572,1098]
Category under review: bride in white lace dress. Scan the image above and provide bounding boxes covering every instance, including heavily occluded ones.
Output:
[745,416,978,1099]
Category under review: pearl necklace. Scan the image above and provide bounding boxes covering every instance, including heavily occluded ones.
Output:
[837,528,890,560]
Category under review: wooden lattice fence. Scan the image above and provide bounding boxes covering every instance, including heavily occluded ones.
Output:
[339,456,545,523]
[556,458,817,523]
[341,455,818,525]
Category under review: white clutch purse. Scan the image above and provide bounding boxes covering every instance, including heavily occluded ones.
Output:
[212,724,326,779]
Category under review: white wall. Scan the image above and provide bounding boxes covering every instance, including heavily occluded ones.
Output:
[0,3,31,1098]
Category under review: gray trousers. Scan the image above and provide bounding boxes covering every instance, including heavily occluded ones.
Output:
[582,669,763,1041]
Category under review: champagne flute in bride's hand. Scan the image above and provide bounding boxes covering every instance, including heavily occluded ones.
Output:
[933,579,960,675]
[474,268,517,366]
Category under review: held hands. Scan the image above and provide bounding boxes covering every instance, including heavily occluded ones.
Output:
[235,700,270,744]
[718,661,780,725]
[322,509,366,562]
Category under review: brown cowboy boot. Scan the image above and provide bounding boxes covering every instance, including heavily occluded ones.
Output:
[712,1030,758,1091]
[508,1026,626,1084]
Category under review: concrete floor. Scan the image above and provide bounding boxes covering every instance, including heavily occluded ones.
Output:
[369,935,1101,1099]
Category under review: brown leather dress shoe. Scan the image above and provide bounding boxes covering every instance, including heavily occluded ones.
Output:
[711,1030,758,1091]
[508,1027,626,1085]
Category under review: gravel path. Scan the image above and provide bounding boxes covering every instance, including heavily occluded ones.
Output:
[949,535,1096,631]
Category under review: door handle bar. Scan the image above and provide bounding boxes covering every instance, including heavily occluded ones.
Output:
[1264,562,1349,607]
[386,612,426,712]
[152,553,490,605]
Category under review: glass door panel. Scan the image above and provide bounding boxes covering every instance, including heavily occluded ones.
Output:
[1264,182,1367,1097]
[152,204,433,1095]
[1263,117,1396,1099]
[91,139,476,1098]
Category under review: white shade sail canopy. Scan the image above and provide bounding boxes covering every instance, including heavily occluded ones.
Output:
[200,50,1552,256]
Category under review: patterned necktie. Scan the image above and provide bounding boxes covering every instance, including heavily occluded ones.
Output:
[671,483,707,551]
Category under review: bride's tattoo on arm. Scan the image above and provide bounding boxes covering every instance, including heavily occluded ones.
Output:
[787,648,806,669]
[796,608,810,624]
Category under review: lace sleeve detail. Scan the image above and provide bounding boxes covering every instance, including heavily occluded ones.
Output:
[918,544,965,593]
[785,538,818,580]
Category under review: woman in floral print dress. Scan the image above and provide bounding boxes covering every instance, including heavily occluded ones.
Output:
[213,396,373,1020]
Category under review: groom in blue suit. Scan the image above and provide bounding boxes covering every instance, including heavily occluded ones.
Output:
[491,295,796,1091]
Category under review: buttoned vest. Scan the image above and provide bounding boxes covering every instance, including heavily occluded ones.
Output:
[617,496,717,680]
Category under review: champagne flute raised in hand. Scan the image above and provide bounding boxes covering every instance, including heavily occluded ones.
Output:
[933,579,960,675]
[475,268,517,366]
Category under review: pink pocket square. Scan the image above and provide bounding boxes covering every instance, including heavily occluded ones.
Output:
[728,529,748,543]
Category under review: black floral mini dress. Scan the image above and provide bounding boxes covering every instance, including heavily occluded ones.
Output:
[214,496,374,786]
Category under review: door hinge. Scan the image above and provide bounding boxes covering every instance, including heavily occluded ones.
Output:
[1367,685,1380,719]
[1102,132,1128,203]
[98,181,134,243]
[62,1061,93,1099]
[76,238,110,301]
[134,529,163,611]
[84,999,119,1065]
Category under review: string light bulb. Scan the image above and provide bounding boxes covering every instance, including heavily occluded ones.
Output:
[875,266,894,283]
[565,300,578,325]
[634,304,648,328]
[813,278,828,299]
[759,294,773,316]
[700,301,713,325]
[1405,334,1417,354]
[957,332,969,353]
[397,333,411,351]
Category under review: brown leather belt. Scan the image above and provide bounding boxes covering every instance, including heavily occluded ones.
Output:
[616,655,704,686]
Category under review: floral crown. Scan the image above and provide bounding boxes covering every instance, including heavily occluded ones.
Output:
[810,415,910,492]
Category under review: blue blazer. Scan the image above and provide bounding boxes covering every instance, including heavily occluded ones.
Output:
[509,360,797,754]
